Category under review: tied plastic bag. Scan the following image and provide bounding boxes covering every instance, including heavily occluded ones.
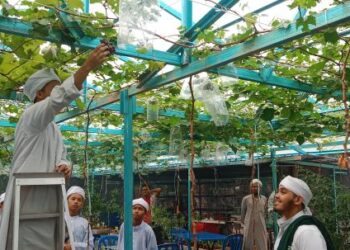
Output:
[200,87,229,126]
[179,74,210,100]
[180,74,229,126]
[215,143,231,164]
[169,126,184,159]
[146,97,159,121]
[118,0,161,49]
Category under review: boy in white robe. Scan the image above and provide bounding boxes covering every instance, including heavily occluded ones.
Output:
[117,198,158,250]
[0,44,111,250]
[64,186,93,250]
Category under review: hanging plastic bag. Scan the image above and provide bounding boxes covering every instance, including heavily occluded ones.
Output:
[169,126,184,158]
[215,143,231,164]
[202,92,229,126]
[179,74,210,100]
[118,0,161,49]
[146,97,159,121]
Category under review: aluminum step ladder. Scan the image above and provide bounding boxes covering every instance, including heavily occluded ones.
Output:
[12,172,75,250]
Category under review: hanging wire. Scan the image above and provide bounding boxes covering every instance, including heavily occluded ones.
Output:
[83,89,97,219]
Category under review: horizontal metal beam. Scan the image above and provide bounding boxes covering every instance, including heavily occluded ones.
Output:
[217,0,285,31]
[138,0,239,83]
[159,1,182,20]
[211,66,332,95]
[0,17,182,66]
[136,2,350,93]
[0,120,123,135]
[281,160,345,172]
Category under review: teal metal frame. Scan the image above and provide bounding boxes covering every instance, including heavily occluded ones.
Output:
[120,89,136,250]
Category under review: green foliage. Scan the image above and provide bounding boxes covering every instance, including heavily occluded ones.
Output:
[152,205,186,240]
[0,0,350,173]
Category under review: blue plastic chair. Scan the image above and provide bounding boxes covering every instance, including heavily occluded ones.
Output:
[221,234,243,250]
[170,228,188,249]
[158,243,180,250]
[97,235,118,250]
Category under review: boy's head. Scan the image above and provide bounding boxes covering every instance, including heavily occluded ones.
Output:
[132,198,149,225]
[24,68,61,102]
[67,186,85,216]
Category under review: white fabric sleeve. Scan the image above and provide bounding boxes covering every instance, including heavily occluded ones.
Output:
[23,75,80,133]
[147,228,158,250]
[293,225,327,250]
[116,223,124,250]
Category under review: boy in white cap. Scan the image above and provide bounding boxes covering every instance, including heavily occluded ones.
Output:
[0,192,5,223]
[64,186,93,250]
[274,175,334,250]
[0,44,111,250]
[117,198,157,250]
[241,179,268,250]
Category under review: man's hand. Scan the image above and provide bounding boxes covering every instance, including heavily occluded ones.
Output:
[83,44,111,72]
[63,243,72,250]
[55,164,72,179]
[74,44,112,90]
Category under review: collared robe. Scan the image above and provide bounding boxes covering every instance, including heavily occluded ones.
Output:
[241,194,268,250]
[0,76,80,250]
[274,210,327,250]
[117,221,157,250]
[69,215,94,250]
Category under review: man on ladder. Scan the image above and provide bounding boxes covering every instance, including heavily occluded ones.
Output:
[0,43,112,250]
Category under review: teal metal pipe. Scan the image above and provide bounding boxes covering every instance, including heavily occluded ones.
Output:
[159,0,181,20]
[217,0,284,31]
[332,165,339,233]
[270,149,278,237]
[182,0,193,239]
[120,90,136,250]
[0,17,182,65]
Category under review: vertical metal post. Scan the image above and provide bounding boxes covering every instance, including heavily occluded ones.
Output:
[257,162,260,179]
[182,0,193,237]
[120,90,136,250]
[83,0,90,103]
[332,165,339,233]
[270,149,278,237]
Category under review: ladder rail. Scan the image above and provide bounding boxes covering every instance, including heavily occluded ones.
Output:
[11,173,76,250]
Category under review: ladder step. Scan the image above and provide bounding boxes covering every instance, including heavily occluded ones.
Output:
[20,213,61,220]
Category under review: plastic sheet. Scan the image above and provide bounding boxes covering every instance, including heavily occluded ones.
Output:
[180,74,229,126]
[146,97,159,121]
[118,0,161,49]
[169,126,184,159]
[215,143,231,164]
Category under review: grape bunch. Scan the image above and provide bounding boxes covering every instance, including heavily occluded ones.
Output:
[100,39,116,54]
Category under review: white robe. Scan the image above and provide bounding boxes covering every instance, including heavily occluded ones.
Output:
[0,76,80,250]
[241,194,268,250]
[117,221,158,250]
[69,215,94,250]
[274,210,327,250]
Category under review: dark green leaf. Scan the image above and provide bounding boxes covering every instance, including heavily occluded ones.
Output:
[260,107,275,121]
[296,134,305,145]
[324,30,339,44]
